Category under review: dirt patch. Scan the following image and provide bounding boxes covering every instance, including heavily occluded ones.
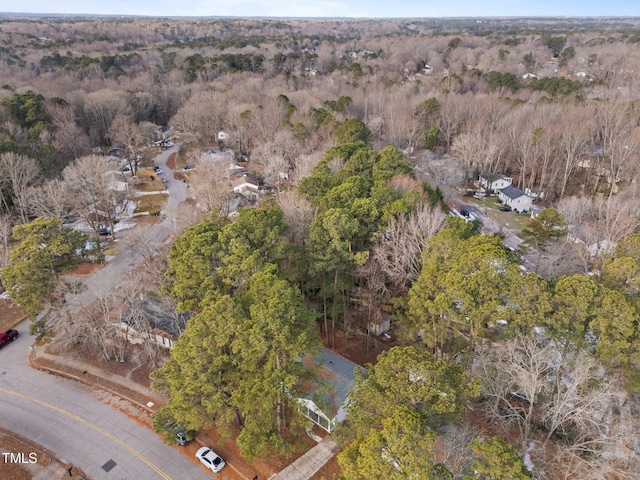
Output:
[64,262,102,276]
[135,215,161,227]
[0,297,26,332]
[321,324,393,367]
[166,152,177,170]
[34,343,162,408]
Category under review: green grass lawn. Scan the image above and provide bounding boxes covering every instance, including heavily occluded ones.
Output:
[468,196,501,211]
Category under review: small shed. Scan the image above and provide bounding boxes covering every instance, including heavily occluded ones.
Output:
[368,312,391,336]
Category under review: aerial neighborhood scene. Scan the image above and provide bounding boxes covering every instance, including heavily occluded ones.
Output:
[1,0,640,479]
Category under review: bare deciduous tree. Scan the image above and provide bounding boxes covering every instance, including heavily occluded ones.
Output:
[0,152,40,222]
[558,194,640,264]
[475,335,623,458]
[108,114,146,176]
[451,131,484,182]
[49,104,92,159]
[84,89,131,145]
[555,107,592,199]
[188,154,235,215]
[26,178,76,223]
[63,155,130,238]
[475,334,554,447]
[276,190,316,244]
[0,215,12,269]
[372,203,446,294]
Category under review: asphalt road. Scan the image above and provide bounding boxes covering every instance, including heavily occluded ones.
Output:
[0,146,213,480]
[0,319,212,480]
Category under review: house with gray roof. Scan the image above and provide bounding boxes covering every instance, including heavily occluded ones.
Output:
[499,186,532,212]
[297,349,357,433]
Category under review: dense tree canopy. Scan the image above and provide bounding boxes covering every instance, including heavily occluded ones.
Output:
[2,217,86,324]
[338,345,479,479]
[155,204,321,459]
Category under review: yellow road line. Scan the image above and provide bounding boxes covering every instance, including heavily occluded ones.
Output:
[0,386,171,480]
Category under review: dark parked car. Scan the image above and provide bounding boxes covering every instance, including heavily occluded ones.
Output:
[460,209,470,218]
[499,205,512,211]
[0,329,18,349]
[164,422,194,446]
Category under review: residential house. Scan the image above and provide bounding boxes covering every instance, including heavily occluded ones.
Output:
[499,186,533,212]
[232,175,260,199]
[479,173,513,195]
[115,298,186,350]
[297,349,357,433]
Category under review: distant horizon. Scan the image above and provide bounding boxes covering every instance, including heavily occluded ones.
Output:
[0,0,638,20]
[2,12,640,19]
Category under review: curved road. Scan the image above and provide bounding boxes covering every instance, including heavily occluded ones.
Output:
[0,321,211,480]
[1,145,212,480]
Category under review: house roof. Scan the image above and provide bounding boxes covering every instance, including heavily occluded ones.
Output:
[232,176,259,188]
[500,185,527,200]
[299,349,357,420]
[480,172,511,183]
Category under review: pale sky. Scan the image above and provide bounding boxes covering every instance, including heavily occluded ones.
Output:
[0,0,638,18]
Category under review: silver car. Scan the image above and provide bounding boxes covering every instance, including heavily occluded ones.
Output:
[195,446,225,473]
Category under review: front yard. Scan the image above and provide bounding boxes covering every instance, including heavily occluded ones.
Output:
[132,171,166,192]
[134,193,168,216]
[467,196,532,232]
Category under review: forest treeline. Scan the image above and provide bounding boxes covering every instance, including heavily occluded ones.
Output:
[1,16,640,202]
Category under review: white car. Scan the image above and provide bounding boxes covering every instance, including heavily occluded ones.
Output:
[195,446,225,473]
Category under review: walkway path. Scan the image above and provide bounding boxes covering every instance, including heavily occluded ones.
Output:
[271,437,339,480]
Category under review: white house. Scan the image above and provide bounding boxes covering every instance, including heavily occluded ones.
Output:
[232,175,260,199]
[499,186,533,212]
[479,173,513,194]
